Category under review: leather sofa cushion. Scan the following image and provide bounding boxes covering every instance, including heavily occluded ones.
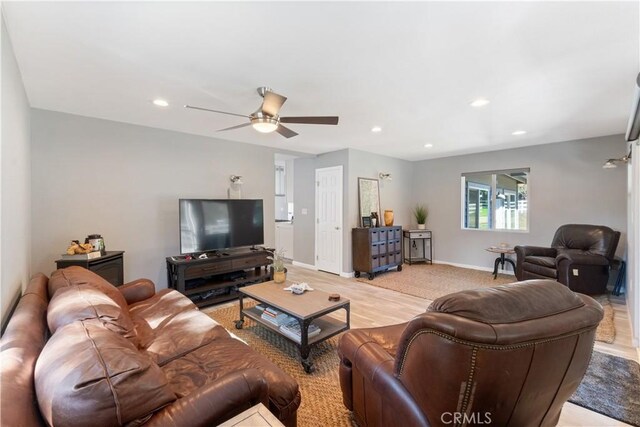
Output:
[524,255,556,268]
[49,266,129,311]
[128,288,197,328]
[161,336,301,422]
[522,262,557,279]
[47,284,137,345]
[35,318,176,427]
[141,309,231,365]
[428,279,584,324]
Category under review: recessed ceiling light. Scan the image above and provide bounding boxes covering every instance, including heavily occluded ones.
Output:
[512,130,527,135]
[470,98,490,108]
[153,99,169,107]
[424,144,433,148]
[371,126,382,133]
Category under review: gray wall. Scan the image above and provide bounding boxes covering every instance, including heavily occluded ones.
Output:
[292,148,414,273]
[1,15,31,322]
[292,157,316,266]
[30,109,304,288]
[347,149,414,271]
[412,135,628,270]
[293,149,350,270]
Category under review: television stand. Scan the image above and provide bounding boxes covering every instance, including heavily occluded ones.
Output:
[166,248,271,308]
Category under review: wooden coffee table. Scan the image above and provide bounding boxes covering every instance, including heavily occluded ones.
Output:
[236,281,350,373]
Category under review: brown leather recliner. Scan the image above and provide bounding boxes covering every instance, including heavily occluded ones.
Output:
[515,224,620,294]
[338,280,603,427]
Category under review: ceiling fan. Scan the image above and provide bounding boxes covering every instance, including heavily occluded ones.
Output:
[185,87,339,139]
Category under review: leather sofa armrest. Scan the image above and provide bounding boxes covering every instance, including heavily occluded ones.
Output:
[118,279,156,305]
[514,245,557,280]
[145,369,268,427]
[339,332,430,427]
[514,245,557,258]
[556,252,610,266]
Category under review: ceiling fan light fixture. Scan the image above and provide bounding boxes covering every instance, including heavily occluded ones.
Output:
[251,117,279,133]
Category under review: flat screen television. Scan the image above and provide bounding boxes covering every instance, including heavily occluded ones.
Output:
[179,199,264,254]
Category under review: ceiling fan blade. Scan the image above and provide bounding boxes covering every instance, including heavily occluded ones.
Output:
[280,116,339,125]
[185,105,250,119]
[217,122,252,132]
[261,91,287,117]
[276,124,299,138]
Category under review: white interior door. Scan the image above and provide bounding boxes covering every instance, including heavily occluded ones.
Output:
[315,166,343,274]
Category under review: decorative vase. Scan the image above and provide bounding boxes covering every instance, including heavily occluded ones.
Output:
[384,210,394,226]
[417,223,426,230]
[273,270,286,284]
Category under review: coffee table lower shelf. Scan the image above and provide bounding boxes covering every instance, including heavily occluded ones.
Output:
[236,297,350,373]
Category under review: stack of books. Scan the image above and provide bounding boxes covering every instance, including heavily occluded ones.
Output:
[279,318,321,343]
[260,307,291,326]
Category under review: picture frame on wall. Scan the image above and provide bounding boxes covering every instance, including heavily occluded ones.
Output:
[362,216,372,227]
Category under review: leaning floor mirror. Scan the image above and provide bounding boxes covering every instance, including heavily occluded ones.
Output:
[358,177,381,227]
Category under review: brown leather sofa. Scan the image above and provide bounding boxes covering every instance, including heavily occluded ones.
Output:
[1,267,301,427]
[338,280,603,427]
[515,224,620,294]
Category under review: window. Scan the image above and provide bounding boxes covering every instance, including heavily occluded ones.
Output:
[275,164,286,196]
[461,168,529,231]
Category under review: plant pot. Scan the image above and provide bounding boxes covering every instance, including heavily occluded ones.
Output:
[384,210,394,226]
[417,224,426,230]
[271,267,287,284]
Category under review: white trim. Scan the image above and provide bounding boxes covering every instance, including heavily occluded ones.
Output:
[292,260,318,271]
[433,259,516,276]
[340,271,355,278]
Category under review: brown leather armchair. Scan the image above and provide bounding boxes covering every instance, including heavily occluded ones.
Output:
[338,280,603,427]
[515,224,620,294]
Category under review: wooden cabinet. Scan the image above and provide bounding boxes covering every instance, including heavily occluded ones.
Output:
[166,249,271,308]
[352,226,403,280]
[55,251,124,286]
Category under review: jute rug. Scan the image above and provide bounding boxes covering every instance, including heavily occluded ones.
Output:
[204,303,357,427]
[569,351,640,426]
[356,263,615,343]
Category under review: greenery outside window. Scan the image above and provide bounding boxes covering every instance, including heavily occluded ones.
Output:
[461,168,529,231]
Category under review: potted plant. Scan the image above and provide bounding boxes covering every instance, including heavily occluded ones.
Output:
[413,205,428,230]
[268,249,287,283]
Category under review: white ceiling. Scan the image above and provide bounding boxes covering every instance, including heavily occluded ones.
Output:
[3,1,639,161]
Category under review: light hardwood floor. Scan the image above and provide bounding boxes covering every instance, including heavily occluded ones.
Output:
[281,264,638,427]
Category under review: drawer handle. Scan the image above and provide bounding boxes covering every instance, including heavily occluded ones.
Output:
[203,266,220,271]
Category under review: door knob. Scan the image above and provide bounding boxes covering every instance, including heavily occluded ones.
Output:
[335,226,341,230]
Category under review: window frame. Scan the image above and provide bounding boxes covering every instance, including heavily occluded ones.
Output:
[460,168,530,233]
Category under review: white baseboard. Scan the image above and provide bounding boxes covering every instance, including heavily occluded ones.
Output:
[292,260,318,271]
[433,259,516,276]
[340,271,355,278]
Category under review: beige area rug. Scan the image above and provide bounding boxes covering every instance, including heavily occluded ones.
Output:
[355,263,514,300]
[204,303,357,427]
[356,263,615,343]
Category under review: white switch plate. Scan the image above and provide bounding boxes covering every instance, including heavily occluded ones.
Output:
[573,269,579,276]
[301,208,308,215]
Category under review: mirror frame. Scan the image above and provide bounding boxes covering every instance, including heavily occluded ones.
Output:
[358,177,381,227]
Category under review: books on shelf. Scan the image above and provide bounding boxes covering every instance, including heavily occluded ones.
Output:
[260,307,291,326]
[278,318,321,343]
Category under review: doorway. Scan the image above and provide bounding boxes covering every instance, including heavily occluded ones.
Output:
[274,154,296,260]
[315,166,343,274]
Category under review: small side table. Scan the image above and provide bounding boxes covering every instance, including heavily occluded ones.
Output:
[486,246,515,279]
[403,230,433,265]
[55,251,125,286]
[218,403,284,427]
